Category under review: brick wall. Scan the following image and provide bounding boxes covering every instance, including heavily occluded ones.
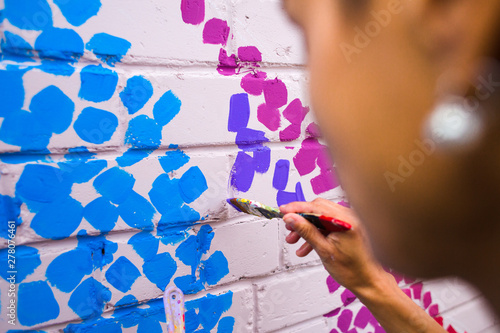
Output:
[0,0,497,332]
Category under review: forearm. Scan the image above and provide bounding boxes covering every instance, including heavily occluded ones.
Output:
[353,274,446,333]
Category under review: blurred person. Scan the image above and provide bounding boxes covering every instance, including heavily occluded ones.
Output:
[280,0,500,331]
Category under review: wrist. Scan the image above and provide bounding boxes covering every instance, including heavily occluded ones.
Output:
[350,267,399,305]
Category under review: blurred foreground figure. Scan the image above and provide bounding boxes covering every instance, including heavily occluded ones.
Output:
[280,0,500,331]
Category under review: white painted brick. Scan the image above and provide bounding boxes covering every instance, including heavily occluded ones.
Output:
[208,218,280,283]
[255,266,342,332]
[232,0,306,65]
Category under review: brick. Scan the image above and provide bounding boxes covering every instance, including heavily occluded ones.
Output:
[255,266,343,331]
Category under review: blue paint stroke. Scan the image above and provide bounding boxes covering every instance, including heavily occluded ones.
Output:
[217,317,235,332]
[86,33,131,66]
[57,159,107,184]
[158,204,201,227]
[1,31,34,61]
[76,232,118,270]
[0,86,75,150]
[115,294,138,307]
[228,93,250,132]
[117,191,155,230]
[79,65,118,102]
[117,148,154,167]
[37,60,76,77]
[65,298,166,332]
[46,248,93,293]
[157,225,189,245]
[16,164,72,209]
[30,85,75,134]
[202,250,229,285]
[0,195,21,239]
[179,166,208,203]
[128,231,159,261]
[149,174,184,215]
[0,109,52,151]
[54,0,102,27]
[120,76,154,114]
[105,256,141,292]
[142,252,177,290]
[273,159,290,190]
[153,90,181,127]
[159,149,190,173]
[30,196,83,239]
[83,197,119,232]
[185,292,233,332]
[125,115,162,149]
[68,277,111,319]
[73,107,118,144]
[93,167,135,205]
[18,280,60,326]
[4,0,53,31]
[35,28,84,62]
[0,67,25,117]
[0,246,41,283]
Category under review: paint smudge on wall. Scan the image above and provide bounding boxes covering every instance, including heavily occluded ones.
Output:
[181,0,205,25]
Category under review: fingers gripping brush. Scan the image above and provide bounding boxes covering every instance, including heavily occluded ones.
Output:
[227,198,351,232]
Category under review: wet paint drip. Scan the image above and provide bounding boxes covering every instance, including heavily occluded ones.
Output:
[164,286,185,333]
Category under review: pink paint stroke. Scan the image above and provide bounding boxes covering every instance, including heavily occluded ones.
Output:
[181,0,205,25]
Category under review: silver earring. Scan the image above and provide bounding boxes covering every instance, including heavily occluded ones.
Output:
[422,96,485,153]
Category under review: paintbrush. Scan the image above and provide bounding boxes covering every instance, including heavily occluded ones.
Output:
[227,198,351,232]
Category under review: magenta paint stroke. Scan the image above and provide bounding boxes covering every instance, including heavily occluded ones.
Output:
[203,18,230,45]
[181,0,205,25]
[238,46,262,63]
[240,71,267,96]
[257,103,280,131]
[263,78,287,108]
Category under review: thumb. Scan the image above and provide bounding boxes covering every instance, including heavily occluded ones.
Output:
[283,213,332,257]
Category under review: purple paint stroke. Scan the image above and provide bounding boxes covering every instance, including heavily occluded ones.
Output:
[341,288,356,306]
[241,71,267,96]
[326,275,341,294]
[217,49,238,76]
[230,152,255,193]
[263,78,287,108]
[181,0,205,25]
[353,306,373,329]
[276,182,304,207]
[338,309,353,333]
[279,123,301,142]
[272,159,290,191]
[203,18,230,45]
[238,46,262,62]
[235,128,268,147]
[228,93,250,132]
[253,146,270,174]
[283,98,308,124]
[306,122,322,138]
[257,103,280,131]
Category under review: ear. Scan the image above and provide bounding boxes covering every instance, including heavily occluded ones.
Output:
[403,0,500,95]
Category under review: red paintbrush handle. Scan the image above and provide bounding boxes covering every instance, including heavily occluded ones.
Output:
[299,213,352,232]
[318,215,352,232]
